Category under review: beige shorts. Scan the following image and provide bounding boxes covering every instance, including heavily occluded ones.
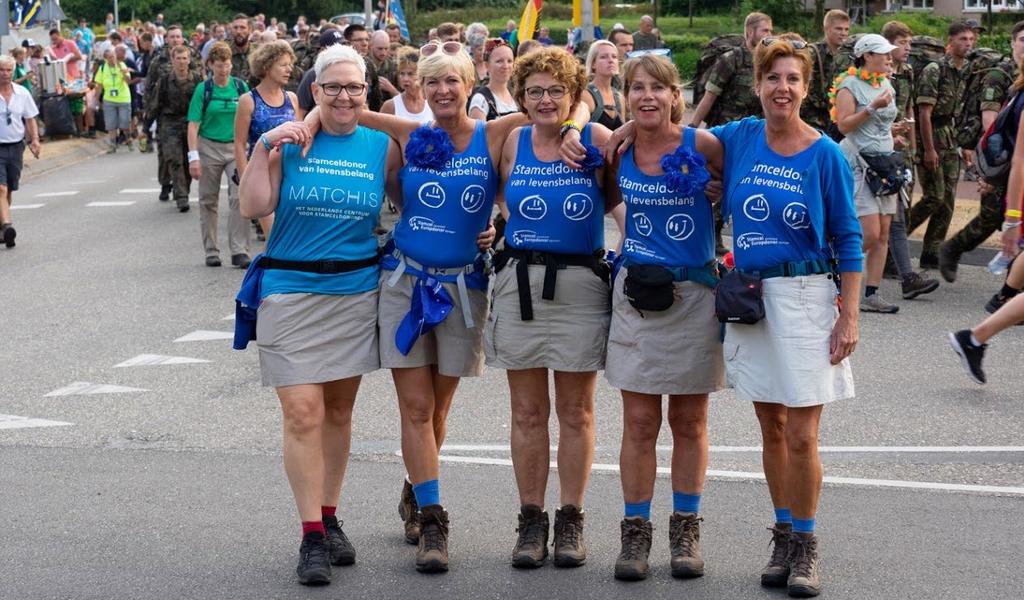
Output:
[485,261,610,372]
[605,269,725,395]
[723,274,855,407]
[377,270,488,378]
[257,292,380,388]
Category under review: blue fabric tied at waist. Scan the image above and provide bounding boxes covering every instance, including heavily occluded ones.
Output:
[233,253,267,350]
[739,258,832,279]
[394,274,455,356]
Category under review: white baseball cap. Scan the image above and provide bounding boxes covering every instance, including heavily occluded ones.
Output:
[854,34,898,58]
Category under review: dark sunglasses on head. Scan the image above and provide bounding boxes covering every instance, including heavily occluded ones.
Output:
[761,37,808,50]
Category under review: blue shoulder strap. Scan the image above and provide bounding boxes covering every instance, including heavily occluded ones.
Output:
[683,125,696,150]
[581,122,593,146]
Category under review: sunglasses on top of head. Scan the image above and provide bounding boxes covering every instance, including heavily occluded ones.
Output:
[761,37,808,50]
[420,41,463,57]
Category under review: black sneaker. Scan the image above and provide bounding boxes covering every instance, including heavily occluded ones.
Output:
[511,504,549,568]
[948,330,987,384]
[901,272,940,300]
[159,184,171,201]
[938,241,960,283]
[2,224,16,248]
[231,253,251,269]
[322,515,356,566]
[205,256,222,267]
[296,531,331,586]
[985,293,1006,314]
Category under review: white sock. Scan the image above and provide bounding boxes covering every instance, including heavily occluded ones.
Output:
[970,333,983,347]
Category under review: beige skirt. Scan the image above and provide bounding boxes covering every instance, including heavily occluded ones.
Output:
[257,292,380,387]
[605,268,725,395]
[485,261,610,372]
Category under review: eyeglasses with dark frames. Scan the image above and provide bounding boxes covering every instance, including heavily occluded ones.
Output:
[524,85,568,101]
[318,82,368,97]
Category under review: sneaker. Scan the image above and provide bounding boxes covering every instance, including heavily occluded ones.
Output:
[322,515,356,566]
[415,504,449,573]
[985,293,1006,314]
[948,330,987,384]
[552,504,586,568]
[938,241,960,283]
[159,185,172,202]
[178,205,190,213]
[614,517,653,581]
[860,293,899,313]
[2,224,16,248]
[669,512,704,578]
[760,523,792,588]
[901,272,940,300]
[511,504,549,569]
[786,532,822,598]
[231,253,251,269]
[919,252,939,270]
[398,479,421,545]
[205,256,222,267]
[296,531,331,586]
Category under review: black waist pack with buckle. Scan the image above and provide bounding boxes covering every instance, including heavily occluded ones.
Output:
[714,270,765,324]
[860,150,905,196]
[624,264,675,313]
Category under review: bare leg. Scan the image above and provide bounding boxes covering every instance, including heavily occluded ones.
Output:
[553,371,596,507]
[0,185,11,224]
[509,368,551,507]
[320,377,360,508]
[393,366,442,484]
[619,391,662,504]
[278,383,327,522]
[974,293,1024,343]
[667,394,709,495]
[754,402,790,511]
[430,365,460,450]
[784,405,824,521]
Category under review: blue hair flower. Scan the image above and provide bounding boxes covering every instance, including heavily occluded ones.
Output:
[660,145,710,195]
[406,125,454,171]
[578,143,605,173]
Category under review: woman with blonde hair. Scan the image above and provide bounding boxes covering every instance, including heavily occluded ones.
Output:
[583,39,624,130]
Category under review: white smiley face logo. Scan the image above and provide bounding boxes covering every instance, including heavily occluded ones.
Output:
[782,202,810,230]
[743,194,770,222]
[633,213,653,237]
[418,182,446,209]
[519,195,548,220]
[461,185,487,213]
[666,213,695,241]
[562,193,593,221]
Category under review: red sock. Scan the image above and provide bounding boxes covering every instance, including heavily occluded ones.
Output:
[321,506,337,518]
[302,521,326,537]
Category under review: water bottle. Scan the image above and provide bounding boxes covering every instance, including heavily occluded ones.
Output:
[988,252,1011,276]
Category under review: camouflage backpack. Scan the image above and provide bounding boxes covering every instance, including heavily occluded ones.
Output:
[956,47,1016,148]
[693,34,745,109]
[908,35,945,81]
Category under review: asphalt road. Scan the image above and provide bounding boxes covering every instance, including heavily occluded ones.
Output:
[1,149,1022,599]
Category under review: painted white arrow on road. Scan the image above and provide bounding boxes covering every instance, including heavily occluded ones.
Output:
[174,330,234,343]
[0,413,73,430]
[114,354,211,368]
[44,382,148,397]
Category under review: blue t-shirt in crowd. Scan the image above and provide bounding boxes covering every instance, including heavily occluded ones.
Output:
[504,124,605,253]
[618,127,714,268]
[393,121,497,268]
[260,126,388,298]
[730,135,830,271]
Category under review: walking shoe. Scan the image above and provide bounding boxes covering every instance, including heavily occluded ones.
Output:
[614,517,653,581]
[760,523,792,588]
[159,184,172,201]
[860,293,899,313]
[985,293,1006,314]
[178,205,190,213]
[295,531,331,586]
[883,252,901,280]
[2,224,16,248]
[938,241,960,283]
[415,504,449,573]
[552,504,586,568]
[948,330,987,384]
[919,252,939,270]
[786,532,822,598]
[105,142,117,154]
[322,515,356,566]
[231,253,251,269]
[205,256,222,267]
[398,479,421,544]
[669,512,704,578]
[511,504,549,569]
[901,272,940,300]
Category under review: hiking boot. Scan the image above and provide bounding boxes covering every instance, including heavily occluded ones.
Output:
[322,515,355,566]
[948,330,987,384]
[415,504,449,573]
[919,252,939,270]
[2,223,16,248]
[614,517,653,581]
[231,253,251,269]
[398,479,421,545]
[552,504,586,568]
[760,523,792,588]
[901,272,940,300]
[159,184,172,201]
[295,531,331,586]
[938,241,960,283]
[511,504,549,568]
[669,512,704,578]
[786,532,822,598]
[860,293,899,314]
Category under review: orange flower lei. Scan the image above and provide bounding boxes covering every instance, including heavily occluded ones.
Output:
[828,66,888,123]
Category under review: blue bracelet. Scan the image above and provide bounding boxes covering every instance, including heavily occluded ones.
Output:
[260,134,272,151]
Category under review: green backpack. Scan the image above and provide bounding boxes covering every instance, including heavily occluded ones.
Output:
[908,35,946,81]
[693,34,746,109]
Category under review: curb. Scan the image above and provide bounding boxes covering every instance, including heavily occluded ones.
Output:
[21,138,111,183]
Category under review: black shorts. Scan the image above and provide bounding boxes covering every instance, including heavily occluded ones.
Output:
[0,141,25,191]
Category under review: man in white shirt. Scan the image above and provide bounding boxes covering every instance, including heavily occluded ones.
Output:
[0,55,40,248]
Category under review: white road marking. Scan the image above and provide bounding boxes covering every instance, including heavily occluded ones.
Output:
[86,201,135,207]
[12,204,45,210]
[173,330,234,343]
[34,191,79,197]
[438,444,1024,454]
[435,454,1024,497]
[221,314,235,321]
[0,413,73,430]
[75,179,109,184]
[113,354,211,367]
[45,381,148,397]
[119,188,161,194]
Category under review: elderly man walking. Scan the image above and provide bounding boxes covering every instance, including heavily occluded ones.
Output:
[0,55,41,249]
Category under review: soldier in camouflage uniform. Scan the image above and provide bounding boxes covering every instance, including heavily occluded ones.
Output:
[802,9,850,132]
[939,22,1024,282]
[229,14,258,88]
[148,46,203,211]
[143,25,204,203]
[908,22,975,268]
[369,30,398,99]
[287,30,319,93]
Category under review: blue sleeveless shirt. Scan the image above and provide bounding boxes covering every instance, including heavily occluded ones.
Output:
[503,124,604,253]
[261,126,388,298]
[247,87,296,158]
[393,121,498,268]
[618,127,714,268]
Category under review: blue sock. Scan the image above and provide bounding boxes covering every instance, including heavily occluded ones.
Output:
[793,517,816,534]
[774,507,793,524]
[672,492,701,514]
[624,499,652,521]
[412,479,440,508]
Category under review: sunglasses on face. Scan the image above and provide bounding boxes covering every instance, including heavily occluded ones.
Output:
[420,41,462,57]
[319,82,367,97]
[524,85,567,101]
[761,37,808,50]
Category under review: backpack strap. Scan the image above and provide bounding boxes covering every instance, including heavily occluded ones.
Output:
[587,83,603,123]
[200,78,214,118]
[480,87,498,121]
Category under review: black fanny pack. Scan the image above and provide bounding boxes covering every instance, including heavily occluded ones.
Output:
[624,264,675,313]
[714,270,765,324]
[860,151,905,196]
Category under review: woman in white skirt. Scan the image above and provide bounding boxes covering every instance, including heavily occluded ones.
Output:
[710,37,863,598]
[237,45,402,586]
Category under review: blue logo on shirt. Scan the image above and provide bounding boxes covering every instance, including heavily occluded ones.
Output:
[562,193,594,221]
[743,194,770,222]
[418,182,446,209]
[519,195,548,220]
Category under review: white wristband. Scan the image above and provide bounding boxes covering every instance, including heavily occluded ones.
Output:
[187,150,200,163]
